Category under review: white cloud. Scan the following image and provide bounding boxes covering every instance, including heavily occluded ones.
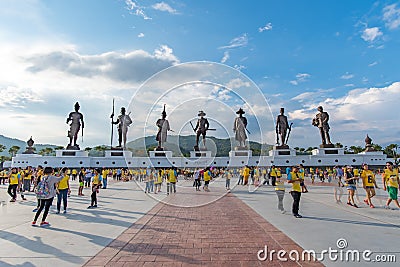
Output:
[368,61,378,67]
[0,42,182,147]
[225,78,251,89]
[340,73,354,80]
[219,33,248,49]
[290,73,310,85]
[383,4,400,30]
[233,65,246,71]
[125,0,151,20]
[288,82,400,147]
[221,51,229,63]
[361,27,383,42]
[259,22,273,32]
[138,32,145,38]
[152,2,177,14]
[24,45,178,83]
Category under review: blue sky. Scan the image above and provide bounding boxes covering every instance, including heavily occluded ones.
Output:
[0,0,399,149]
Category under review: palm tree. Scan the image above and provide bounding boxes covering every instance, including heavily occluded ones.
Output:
[0,144,6,153]
[335,142,343,148]
[93,145,107,156]
[38,147,54,156]
[55,146,64,150]
[8,145,20,157]
[349,145,364,154]
[372,144,382,151]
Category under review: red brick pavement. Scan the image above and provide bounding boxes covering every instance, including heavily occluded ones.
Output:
[84,191,323,267]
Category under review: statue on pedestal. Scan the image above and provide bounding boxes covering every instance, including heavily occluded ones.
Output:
[66,102,84,150]
[192,111,210,150]
[156,105,170,150]
[275,108,291,148]
[233,108,248,148]
[23,136,35,154]
[364,135,376,152]
[112,107,132,149]
[312,106,333,147]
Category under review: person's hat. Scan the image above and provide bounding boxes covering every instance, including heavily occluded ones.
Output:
[362,162,368,166]
[236,108,245,114]
[198,110,206,116]
[346,165,353,169]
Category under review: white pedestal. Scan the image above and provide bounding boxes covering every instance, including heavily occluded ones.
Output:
[56,150,89,157]
[269,148,296,156]
[149,150,173,158]
[105,150,133,157]
[190,150,212,158]
[312,147,344,156]
[229,150,252,157]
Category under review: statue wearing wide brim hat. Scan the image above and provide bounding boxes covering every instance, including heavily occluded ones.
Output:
[233,108,248,148]
[236,108,245,115]
[192,110,210,150]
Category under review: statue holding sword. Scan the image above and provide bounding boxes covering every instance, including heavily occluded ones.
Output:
[191,110,215,150]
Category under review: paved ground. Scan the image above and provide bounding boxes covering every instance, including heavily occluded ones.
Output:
[84,187,321,267]
[0,179,160,267]
[1,175,399,266]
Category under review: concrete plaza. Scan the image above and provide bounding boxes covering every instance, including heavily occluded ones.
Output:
[0,175,399,266]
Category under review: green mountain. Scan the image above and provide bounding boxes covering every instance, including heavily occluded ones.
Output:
[127,135,272,157]
[0,134,271,158]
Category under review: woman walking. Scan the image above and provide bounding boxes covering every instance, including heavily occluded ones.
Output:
[32,167,63,227]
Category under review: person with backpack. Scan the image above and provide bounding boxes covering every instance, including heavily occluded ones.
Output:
[32,167,63,227]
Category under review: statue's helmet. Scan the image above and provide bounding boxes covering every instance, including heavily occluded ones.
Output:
[74,102,80,110]
[317,106,323,111]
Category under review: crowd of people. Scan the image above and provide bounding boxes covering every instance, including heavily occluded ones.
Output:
[0,161,399,225]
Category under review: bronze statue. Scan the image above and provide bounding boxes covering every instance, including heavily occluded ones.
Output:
[276,107,290,147]
[233,108,248,147]
[192,111,209,150]
[112,107,132,149]
[156,105,170,149]
[312,106,332,146]
[66,102,84,149]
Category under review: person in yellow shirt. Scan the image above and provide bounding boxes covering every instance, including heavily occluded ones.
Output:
[275,172,286,213]
[288,165,303,218]
[88,168,102,208]
[167,168,177,194]
[56,167,70,214]
[243,166,250,185]
[269,165,277,186]
[203,167,211,192]
[7,168,21,202]
[101,167,108,189]
[71,169,78,181]
[382,162,400,209]
[23,166,33,192]
[154,169,163,193]
[360,163,379,208]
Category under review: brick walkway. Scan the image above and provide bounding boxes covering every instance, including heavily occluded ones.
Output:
[84,190,322,267]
